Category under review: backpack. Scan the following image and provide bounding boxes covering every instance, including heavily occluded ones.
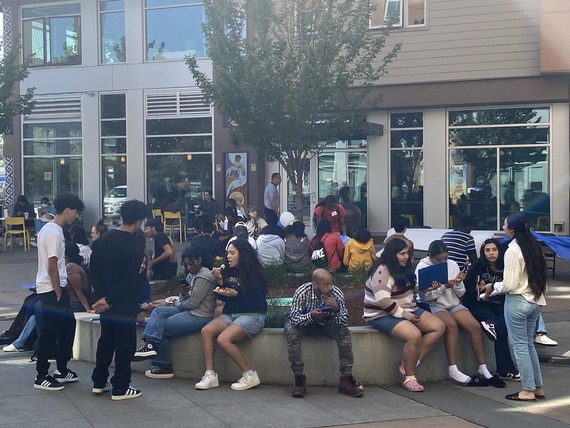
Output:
[311,235,328,268]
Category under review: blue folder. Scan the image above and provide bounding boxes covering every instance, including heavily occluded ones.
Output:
[418,262,448,291]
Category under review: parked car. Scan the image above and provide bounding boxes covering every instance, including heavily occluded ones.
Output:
[104,185,127,218]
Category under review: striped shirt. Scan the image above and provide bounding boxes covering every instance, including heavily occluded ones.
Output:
[363,265,417,322]
[288,282,348,327]
[441,229,475,272]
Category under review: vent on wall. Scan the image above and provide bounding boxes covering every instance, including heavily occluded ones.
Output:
[24,97,82,121]
[146,92,211,118]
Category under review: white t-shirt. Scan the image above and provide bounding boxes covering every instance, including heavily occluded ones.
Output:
[35,221,67,294]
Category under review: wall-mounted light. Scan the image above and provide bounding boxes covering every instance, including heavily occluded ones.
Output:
[59,158,65,165]
[120,156,126,163]
[186,154,193,161]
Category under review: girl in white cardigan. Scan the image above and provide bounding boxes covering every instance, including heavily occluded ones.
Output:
[416,240,501,387]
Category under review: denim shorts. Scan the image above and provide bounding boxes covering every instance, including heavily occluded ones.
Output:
[430,303,467,315]
[368,307,425,335]
[220,313,266,338]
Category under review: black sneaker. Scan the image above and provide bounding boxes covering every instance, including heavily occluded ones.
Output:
[34,375,64,391]
[111,386,142,401]
[54,369,79,383]
[132,341,157,361]
[480,321,498,342]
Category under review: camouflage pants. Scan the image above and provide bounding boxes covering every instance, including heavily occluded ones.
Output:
[284,319,354,376]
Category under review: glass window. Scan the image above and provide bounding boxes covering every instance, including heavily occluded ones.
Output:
[100,0,126,63]
[390,112,424,226]
[146,154,212,218]
[22,4,81,67]
[146,117,211,135]
[370,0,425,28]
[147,136,212,153]
[23,156,82,203]
[145,1,206,60]
[101,94,127,224]
[317,143,368,227]
[448,107,551,230]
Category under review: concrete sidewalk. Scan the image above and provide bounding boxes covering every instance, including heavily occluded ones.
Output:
[1,243,570,427]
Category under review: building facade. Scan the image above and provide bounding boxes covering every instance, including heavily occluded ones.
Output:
[2,0,570,236]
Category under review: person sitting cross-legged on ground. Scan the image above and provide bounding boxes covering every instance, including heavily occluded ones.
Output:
[416,240,503,387]
[342,227,376,273]
[195,239,267,391]
[285,268,363,398]
[132,246,217,379]
[364,238,445,392]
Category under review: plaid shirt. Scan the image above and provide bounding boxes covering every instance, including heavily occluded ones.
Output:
[288,282,349,327]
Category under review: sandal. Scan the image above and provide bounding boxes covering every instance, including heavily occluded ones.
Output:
[398,361,406,379]
[403,377,424,392]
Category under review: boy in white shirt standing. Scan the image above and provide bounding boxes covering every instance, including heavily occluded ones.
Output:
[34,193,84,391]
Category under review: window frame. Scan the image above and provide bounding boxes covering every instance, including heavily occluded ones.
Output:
[369,0,426,30]
[99,0,126,64]
[21,3,82,67]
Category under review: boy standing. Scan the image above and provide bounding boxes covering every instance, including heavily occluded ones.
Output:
[34,193,84,391]
[90,199,148,400]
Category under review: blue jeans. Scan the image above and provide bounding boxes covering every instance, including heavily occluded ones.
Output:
[536,313,547,333]
[12,315,36,349]
[504,294,543,391]
[142,306,212,368]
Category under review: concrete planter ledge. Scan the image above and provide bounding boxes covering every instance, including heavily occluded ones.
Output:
[73,313,496,386]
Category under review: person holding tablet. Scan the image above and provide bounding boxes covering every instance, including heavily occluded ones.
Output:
[416,240,503,387]
[364,238,445,392]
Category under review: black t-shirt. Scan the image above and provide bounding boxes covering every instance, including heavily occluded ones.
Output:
[152,232,177,279]
[90,229,144,314]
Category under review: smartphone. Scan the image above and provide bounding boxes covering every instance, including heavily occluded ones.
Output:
[319,305,332,313]
[178,279,189,286]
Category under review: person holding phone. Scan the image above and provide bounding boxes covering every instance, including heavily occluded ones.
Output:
[364,238,445,392]
[416,240,503,387]
[284,268,363,398]
[132,246,217,379]
[464,239,519,381]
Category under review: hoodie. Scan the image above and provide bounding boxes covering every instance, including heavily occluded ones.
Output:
[176,267,217,318]
[343,238,376,272]
[256,234,285,266]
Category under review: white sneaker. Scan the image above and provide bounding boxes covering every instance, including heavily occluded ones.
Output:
[195,371,219,390]
[534,333,558,346]
[3,344,18,352]
[230,371,260,391]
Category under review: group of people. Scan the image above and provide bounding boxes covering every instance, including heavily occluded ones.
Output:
[368,213,550,401]
[10,182,553,404]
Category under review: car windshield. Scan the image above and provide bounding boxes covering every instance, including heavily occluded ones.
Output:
[106,187,127,198]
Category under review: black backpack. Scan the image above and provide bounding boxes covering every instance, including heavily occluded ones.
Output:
[311,236,328,268]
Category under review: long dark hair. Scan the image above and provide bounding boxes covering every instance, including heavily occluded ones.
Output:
[367,238,415,289]
[475,238,505,271]
[65,242,84,266]
[315,218,332,240]
[223,239,266,294]
[427,240,448,258]
[505,213,546,300]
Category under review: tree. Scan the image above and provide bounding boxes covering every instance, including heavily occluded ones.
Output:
[187,0,401,218]
[0,39,35,134]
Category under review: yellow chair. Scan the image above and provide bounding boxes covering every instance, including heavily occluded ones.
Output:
[151,208,163,222]
[162,211,186,243]
[3,217,31,251]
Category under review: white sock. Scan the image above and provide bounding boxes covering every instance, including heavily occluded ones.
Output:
[416,360,421,367]
[205,370,216,376]
[478,364,493,379]
[449,365,471,383]
[245,369,255,377]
